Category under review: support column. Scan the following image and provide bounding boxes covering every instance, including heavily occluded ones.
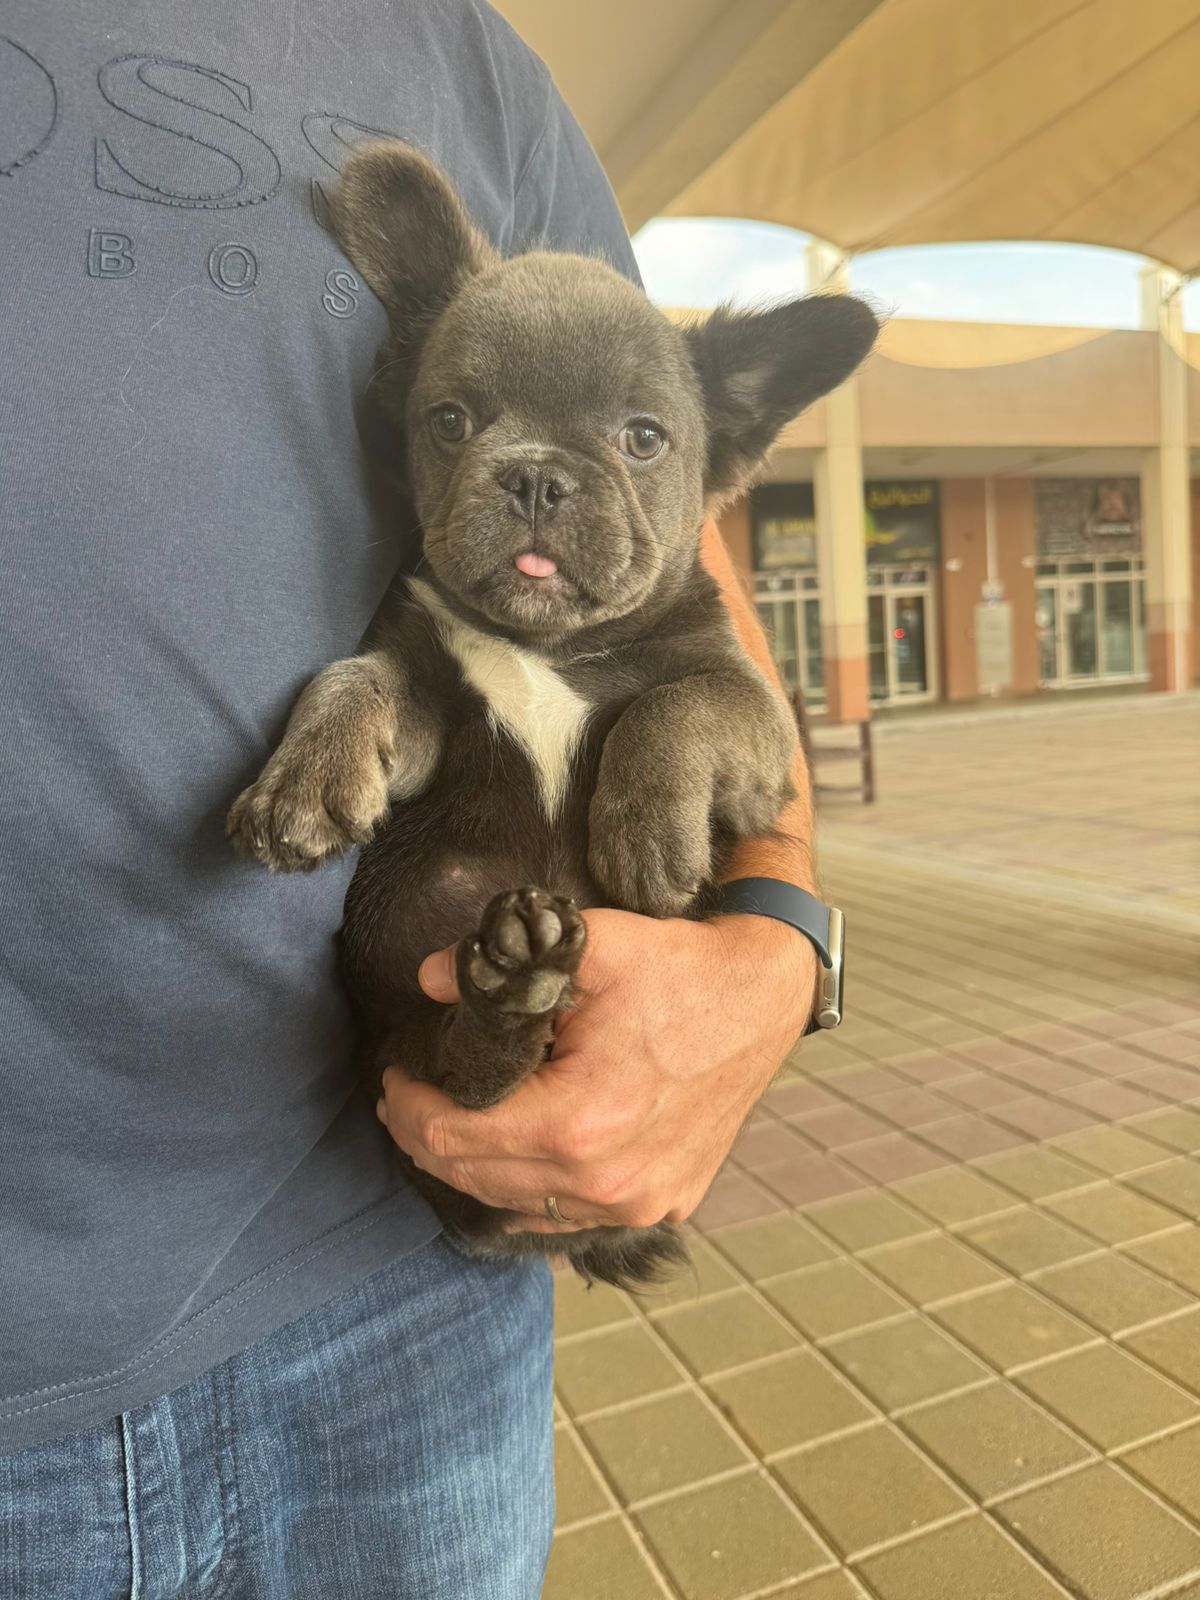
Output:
[808,239,869,723]
[1139,265,1194,692]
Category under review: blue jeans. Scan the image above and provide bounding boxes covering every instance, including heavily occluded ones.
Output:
[0,1237,554,1599]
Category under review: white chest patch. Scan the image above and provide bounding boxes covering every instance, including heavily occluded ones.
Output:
[411,580,590,817]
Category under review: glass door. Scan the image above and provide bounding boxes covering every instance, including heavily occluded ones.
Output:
[868,567,938,704]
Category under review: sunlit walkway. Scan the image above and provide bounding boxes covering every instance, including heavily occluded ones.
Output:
[547,695,1200,1600]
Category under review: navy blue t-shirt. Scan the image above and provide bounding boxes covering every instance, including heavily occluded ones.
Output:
[0,0,638,1452]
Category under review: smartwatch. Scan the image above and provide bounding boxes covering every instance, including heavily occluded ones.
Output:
[714,877,845,1035]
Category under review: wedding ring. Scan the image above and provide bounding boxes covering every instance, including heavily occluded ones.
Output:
[545,1195,572,1225]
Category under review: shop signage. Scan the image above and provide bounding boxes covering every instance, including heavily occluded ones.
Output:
[751,480,941,571]
[1035,478,1141,558]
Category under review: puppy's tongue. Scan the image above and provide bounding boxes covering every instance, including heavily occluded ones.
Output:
[515,552,558,578]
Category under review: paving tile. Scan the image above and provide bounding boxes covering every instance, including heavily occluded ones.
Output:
[797,1104,893,1150]
[555,1426,613,1526]
[1065,1040,1146,1077]
[767,1079,838,1117]
[973,1146,1096,1199]
[1133,1027,1200,1064]
[897,1167,1018,1225]
[555,1324,681,1417]
[1127,1159,1200,1217]
[862,1233,1005,1307]
[635,1239,740,1310]
[837,1134,953,1183]
[636,1473,827,1600]
[777,1424,965,1557]
[963,1208,1097,1276]
[773,1574,868,1600]
[901,1382,1090,1499]
[1131,1109,1200,1156]
[735,1120,819,1169]
[857,1514,1064,1600]
[653,1291,797,1376]
[580,1390,748,1505]
[757,1154,870,1207]
[861,1086,951,1127]
[763,1261,908,1341]
[1045,1184,1183,1245]
[940,1072,1029,1110]
[1012,1022,1099,1054]
[555,1276,635,1337]
[1126,1228,1200,1295]
[997,1463,1200,1600]
[1076,1010,1160,1041]
[1032,1251,1193,1335]
[692,1169,784,1230]
[1125,1062,1200,1100]
[989,1096,1094,1139]
[805,1191,932,1253]
[1063,1080,1163,1121]
[543,1518,663,1600]
[893,1050,977,1083]
[826,1065,910,1098]
[932,1283,1095,1372]
[825,1316,988,1411]
[1000,1056,1092,1091]
[707,1214,835,1280]
[920,1115,1026,1160]
[1123,1308,1200,1393]
[954,1038,1041,1069]
[1123,1423,1200,1525]
[1017,1343,1199,1450]
[1052,1125,1172,1176]
[708,1351,873,1456]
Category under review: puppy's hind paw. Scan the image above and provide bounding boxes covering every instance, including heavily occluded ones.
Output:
[460,888,585,1016]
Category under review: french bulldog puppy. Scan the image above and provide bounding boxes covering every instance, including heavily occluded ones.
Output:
[228,141,877,1287]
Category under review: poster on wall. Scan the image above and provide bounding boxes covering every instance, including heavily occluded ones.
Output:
[752,481,941,571]
[751,484,817,570]
[1035,478,1141,558]
[864,481,940,567]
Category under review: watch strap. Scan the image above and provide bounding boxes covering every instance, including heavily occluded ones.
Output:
[713,878,834,969]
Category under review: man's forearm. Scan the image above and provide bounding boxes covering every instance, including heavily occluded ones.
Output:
[699,520,816,892]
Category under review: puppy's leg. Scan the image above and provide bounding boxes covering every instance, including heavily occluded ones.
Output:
[227,652,441,872]
[430,888,585,1109]
[589,669,797,917]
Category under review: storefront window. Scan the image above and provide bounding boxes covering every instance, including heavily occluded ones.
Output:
[1035,479,1146,689]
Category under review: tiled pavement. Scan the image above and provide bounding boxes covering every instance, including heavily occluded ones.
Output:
[545,695,1200,1600]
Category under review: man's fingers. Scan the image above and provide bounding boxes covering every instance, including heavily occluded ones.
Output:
[418,944,459,1003]
[376,1062,589,1165]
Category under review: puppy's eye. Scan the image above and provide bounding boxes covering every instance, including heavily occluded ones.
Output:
[430,405,473,444]
[620,421,666,461]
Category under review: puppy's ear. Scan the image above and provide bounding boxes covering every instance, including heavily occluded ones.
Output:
[330,139,498,336]
[685,296,879,510]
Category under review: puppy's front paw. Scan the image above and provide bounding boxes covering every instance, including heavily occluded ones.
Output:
[226,734,393,872]
[460,888,585,1015]
[588,789,712,919]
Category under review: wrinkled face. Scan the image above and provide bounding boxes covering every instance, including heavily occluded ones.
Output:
[331,141,879,645]
[404,254,705,637]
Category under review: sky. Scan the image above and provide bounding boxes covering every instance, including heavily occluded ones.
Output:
[633,218,1200,330]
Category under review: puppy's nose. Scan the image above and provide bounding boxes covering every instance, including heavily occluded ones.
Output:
[498,462,575,525]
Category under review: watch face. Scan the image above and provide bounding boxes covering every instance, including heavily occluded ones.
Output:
[815,908,844,1028]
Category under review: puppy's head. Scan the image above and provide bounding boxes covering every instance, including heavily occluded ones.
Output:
[333,141,878,640]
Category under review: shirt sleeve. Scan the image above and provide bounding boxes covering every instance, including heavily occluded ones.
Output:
[511,80,643,287]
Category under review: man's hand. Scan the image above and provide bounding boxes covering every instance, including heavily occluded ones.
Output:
[377,909,818,1233]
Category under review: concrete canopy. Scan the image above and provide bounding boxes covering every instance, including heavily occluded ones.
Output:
[497,0,1200,273]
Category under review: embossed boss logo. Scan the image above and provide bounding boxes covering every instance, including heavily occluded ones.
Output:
[1,39,382,314]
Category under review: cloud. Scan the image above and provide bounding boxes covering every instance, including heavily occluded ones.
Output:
[633,221,1194,329]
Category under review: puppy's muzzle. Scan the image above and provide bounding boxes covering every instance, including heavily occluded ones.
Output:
[497,460,577,526]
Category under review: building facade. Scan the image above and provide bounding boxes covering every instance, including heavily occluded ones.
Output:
[714,311,1199,716]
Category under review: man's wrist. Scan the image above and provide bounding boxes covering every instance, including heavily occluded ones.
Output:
[707,911,820,1037]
